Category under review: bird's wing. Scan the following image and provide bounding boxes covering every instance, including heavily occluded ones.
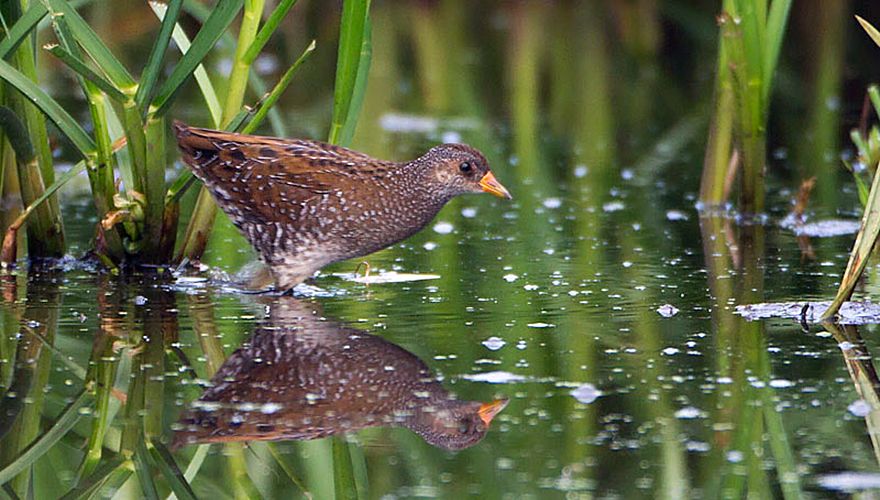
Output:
[174,122,396,222]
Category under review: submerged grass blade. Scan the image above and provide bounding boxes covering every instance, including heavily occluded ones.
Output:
[147,440,197,500]
[822,164,880,319]
[60,456,126,500]
[0,389,92,485]
[134,444,160,500]
[328,0,371,146]
[151,0,243,117]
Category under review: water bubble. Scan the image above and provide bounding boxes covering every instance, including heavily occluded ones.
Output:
[503,273,519,283]
[542,197,562,209]
[848,399,872,417]
[661,347,680,356]
[571,383,601,404]
[433,221,454,234]
[657,304,679,317]
[769,379,794,389]
[462,371,526,384]
[527,322,554,329]
[482,337,506,351]
[602,201,625,212]
[818,472,880,491]
[461,207,477,218]
[666,210,689,221]
[674,406,705,419]
[441,131,461,143]
[261,403,282,414]
[574,164,588,178]
[134,295,148,306]
[423,242,437,251]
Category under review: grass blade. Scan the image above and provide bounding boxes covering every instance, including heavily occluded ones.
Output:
[263,443,309,496]
[2,162,86,264]
[0,4,47,59]
[242,39,315,134]
[147,440,197,500]
[136,0,184,111]
[151,0,243,117]
[43,44,127,103]
[822,163,880,319]
[148,1,221,127]
[0,58,95,157]
[44,0,135,91]
[0,389,92,485]
[134,444,160,500]
[762,0,792,101]
[242,0,298,64]
[60,456,126,500]
[857,15,880,49]
[337,15,370,147]
[328,0,371,145]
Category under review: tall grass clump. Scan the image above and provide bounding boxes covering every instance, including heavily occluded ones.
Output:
[0,0,324,268]
[822,17,880,320]
[0,2,65,261]
[699,0,791,214]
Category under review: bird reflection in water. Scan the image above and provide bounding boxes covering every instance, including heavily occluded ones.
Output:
[174,297,507,450]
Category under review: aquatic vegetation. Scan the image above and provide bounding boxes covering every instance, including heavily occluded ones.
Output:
[699,0,792,214]
[825,16,880,320]
[0,0,333,268]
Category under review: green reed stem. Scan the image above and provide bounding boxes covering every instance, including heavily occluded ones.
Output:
[47,13,125,259]
[328,0,371,146]
[1,1,64,259]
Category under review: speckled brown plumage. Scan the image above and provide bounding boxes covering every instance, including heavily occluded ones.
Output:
[173,298,507,450]
[173,122,511,290]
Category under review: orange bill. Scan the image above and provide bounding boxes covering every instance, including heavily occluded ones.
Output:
[478,399,509,425]
[479,172,512,199]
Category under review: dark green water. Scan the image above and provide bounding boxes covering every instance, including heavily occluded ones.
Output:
[5,1,880,498]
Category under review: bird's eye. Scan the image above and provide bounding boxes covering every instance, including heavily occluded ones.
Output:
[459,161,472,174]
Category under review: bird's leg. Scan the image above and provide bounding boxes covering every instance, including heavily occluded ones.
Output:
[353,261,371,280]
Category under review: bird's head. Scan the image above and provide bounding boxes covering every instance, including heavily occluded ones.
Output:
[407,398,508,450]
[416,144,512,200]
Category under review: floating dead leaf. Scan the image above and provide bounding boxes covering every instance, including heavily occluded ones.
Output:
[736,301,880,325]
